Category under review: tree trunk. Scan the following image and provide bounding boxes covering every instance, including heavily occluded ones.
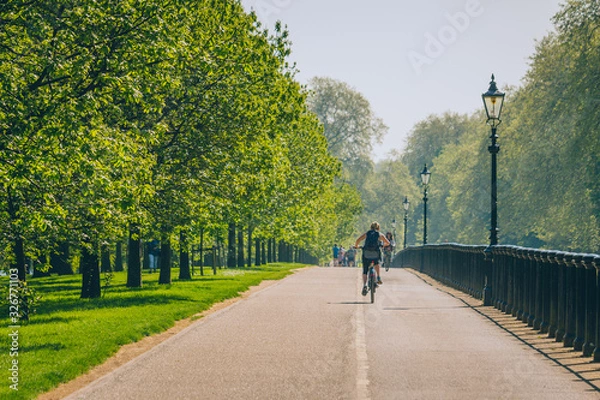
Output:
[227,222,236,268]
[50,242,73,275]
[127,225,142,288]
[247,227,253,268]
[80,244,101,299]
[255,238,261,266]
[268,239,273,263]
[261,240,266,265]
[114,242,124,272]
[159,230,171,284]
[278,241,284,262]
[179,230,191,280]
[101,243,112,272]
[199,228,205,276]
[218,238,224,268]
[237,226,244,267]
[11,235,26,282]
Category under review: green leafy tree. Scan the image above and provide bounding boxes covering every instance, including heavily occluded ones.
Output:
[0,1,161,286]
[499,0,599,252]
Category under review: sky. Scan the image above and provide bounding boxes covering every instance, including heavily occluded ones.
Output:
[241,0,564,160]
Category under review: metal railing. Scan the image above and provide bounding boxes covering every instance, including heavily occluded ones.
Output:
[394,244,600,361]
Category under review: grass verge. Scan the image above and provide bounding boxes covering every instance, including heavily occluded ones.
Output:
[1,263,305,399]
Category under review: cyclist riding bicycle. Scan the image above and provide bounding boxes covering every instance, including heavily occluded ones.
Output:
[354,221,391,296]
[383,232,395,269]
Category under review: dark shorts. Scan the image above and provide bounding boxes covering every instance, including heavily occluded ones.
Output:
[362,249,380,275]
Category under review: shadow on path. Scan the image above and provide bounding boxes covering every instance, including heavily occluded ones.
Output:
[407,268,600,394]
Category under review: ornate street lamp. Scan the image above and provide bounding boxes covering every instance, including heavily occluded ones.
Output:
[482,74,505,306]
[420,164,431,245]
[402,197,410,249]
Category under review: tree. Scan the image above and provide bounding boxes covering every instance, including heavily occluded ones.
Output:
[401,112,472,181]
[0,0,162,288]
[306,76,387,188]
[359,154,421,245]
[499,14,599,251]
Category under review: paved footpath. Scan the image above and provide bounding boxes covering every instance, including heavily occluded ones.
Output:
[67,267,599,400]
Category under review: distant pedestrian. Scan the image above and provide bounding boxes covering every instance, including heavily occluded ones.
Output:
[346,246,356,267]
[332,244,340,267]
[148,239,160,272]
[338,246,346,267]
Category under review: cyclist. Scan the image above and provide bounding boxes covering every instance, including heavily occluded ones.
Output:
[383,232,395,269]
[354,222,391,296]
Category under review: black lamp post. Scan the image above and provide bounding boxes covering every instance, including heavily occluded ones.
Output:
[402,196,410,249]
[420,165,431,245]
[482,74,505,306]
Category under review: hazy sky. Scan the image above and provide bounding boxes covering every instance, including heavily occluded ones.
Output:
[241,0,564,160]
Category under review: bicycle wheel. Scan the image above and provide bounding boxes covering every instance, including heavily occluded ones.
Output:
[370,268,376,304]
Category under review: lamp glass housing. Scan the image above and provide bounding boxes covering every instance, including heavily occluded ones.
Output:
[482,74,505,123]
[420,165,431,186]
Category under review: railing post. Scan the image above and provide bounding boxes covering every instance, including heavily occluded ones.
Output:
[555,252,567,343]
[495,246,503,310]
[532,250,544,330]
[563,253,576,347]
[469,246,477,298]
[513,247,524,320]
[539,250,550,334]
[546,251,559,339]
[496,246,503,310]
[479,245,488,300]
[505,246,515,314]
[455,246,470,293]
[527,249,537,327]
[593,256,600,362]
[582,254,597,357]
[473,247,482,299]
[518,248,530,323]
[573,254,586,351]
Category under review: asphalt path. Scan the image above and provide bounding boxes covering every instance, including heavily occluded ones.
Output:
[67,267,598,399]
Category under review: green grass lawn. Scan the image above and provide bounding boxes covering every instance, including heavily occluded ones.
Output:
[1,263,305,399]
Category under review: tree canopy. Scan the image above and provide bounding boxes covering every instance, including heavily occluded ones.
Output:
[344,0,599,254]
[0,0,347,290]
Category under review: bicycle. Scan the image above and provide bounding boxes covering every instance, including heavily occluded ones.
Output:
[366,260,377,303]
[383,249,392,272]
[358,246,380,304]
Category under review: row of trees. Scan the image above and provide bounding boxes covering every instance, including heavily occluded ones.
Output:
[0,0,362,297]
[351,0,598,254]
[307,1,598,254]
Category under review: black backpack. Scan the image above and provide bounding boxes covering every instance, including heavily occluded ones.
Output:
[364,230,380,251]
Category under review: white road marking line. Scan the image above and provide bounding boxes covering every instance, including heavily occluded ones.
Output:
[355,274,370,400]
